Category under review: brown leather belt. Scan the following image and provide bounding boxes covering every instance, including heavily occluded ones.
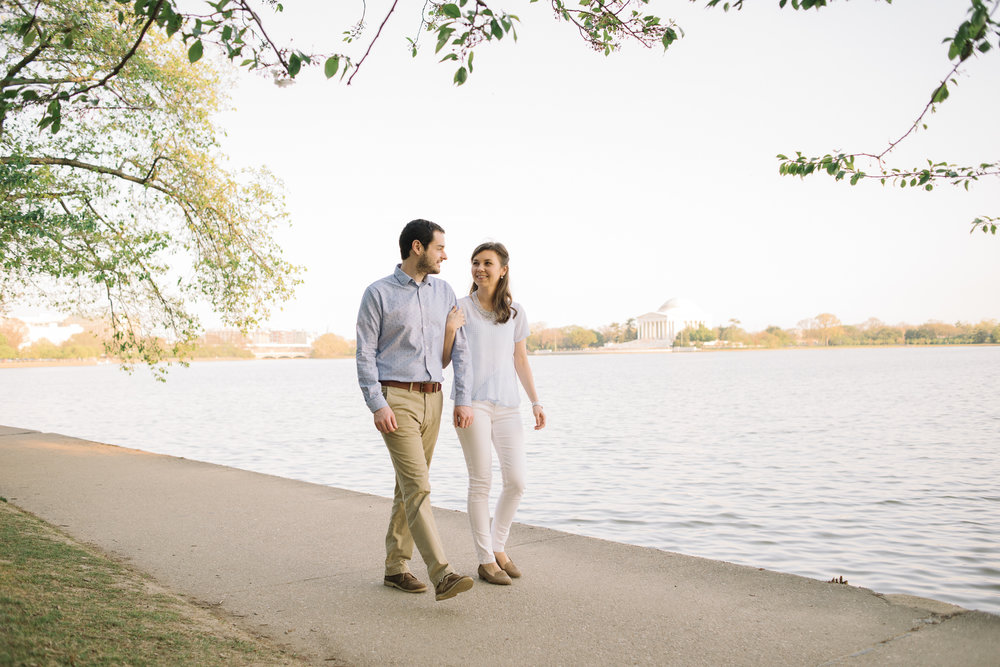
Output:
[380,380,442,393]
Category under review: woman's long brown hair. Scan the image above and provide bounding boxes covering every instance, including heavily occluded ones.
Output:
[470,242,518,324]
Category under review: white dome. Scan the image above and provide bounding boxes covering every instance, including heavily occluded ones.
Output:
[658,297,690,313]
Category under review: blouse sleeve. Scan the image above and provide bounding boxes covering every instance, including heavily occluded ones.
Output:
[513,303,529,343]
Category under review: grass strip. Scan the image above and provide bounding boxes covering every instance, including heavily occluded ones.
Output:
[0,499,306,666]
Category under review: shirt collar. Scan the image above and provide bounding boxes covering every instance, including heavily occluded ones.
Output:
[393,264,426,287]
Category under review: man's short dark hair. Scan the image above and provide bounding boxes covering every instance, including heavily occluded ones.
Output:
[399,219,445,260]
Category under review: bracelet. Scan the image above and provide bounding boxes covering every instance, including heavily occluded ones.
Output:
[531,401,543,408]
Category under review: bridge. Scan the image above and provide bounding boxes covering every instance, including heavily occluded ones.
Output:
[248,343,311,359]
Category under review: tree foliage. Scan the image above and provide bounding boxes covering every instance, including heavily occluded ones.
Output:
[310,332,354,358]
[1,0,300,373]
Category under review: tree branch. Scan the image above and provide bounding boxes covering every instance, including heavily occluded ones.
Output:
[70,0,166,100]
[1,41,51,89]
[2,155,176,200]
[348,0,401,85]
[236,0,290,70]
[3,76,96,86]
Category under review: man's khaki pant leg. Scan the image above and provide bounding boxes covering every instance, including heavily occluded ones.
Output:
[381,386,452,585]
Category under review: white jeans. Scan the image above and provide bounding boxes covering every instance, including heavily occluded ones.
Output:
[455,401,526,564]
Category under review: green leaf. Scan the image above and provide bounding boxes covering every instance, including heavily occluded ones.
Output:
[324,56,339,78]
[188,40,204,63]
[931,83,949,104]
[948,38,962,60]
[287,53,301,77]
[442,3,461,18]
[436,27,455,53]
[454,66,468,85]
[166,12,182,36]
[491,19,503,39]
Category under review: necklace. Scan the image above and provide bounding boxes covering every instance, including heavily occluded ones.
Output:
[471,293,497,321]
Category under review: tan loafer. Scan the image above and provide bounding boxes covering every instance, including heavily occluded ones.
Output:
[478,564,512,585]
[499,559,521,578]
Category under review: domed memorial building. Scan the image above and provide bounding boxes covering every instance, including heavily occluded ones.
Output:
[635,297,709,346]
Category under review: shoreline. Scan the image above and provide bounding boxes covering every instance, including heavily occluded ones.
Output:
[4,343,998,368]
[0,355,353,369]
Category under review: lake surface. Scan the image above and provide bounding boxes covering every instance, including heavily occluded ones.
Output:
[2,346,998,615]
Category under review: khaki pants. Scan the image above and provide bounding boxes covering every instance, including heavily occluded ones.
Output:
[380,385,453,585]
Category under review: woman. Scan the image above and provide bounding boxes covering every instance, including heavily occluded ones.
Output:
[443,241,546,585]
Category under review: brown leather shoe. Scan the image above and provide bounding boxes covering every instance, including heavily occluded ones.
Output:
[434,573,474,601]
[478,564,512,585]
[499,559,521,578]
[384,572,427,593]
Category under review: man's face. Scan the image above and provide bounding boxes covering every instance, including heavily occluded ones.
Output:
[416,231,447,275]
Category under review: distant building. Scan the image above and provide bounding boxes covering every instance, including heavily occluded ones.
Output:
[635,297,709,346]
[202,328,248,346]
[201,328,312,358]
[21,319,82,347]
[247,329,311,358]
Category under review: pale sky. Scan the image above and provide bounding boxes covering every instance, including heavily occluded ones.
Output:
[211,0,999,337]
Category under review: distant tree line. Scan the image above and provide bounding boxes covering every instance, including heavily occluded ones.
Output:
[4,313,997,362]
[0,317,104,360]
[0,317,355,361]
[673,314,1000,349]
[523,313,1000,352]
[526,319,639,352]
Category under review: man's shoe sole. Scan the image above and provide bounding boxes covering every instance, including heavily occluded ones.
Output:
[435,576,474,601]
[384,580,427,594]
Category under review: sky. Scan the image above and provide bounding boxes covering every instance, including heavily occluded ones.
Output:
[208,0,1000,338]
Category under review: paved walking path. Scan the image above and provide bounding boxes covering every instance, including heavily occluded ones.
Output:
[1,425,997,666]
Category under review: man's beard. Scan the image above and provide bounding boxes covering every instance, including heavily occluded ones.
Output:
[416,254,440,275]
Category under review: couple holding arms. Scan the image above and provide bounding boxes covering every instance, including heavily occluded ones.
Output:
[356,219,546,601]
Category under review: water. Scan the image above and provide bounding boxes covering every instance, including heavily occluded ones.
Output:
[2,346,998,615]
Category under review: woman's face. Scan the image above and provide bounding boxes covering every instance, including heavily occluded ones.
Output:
[471,250,506,291]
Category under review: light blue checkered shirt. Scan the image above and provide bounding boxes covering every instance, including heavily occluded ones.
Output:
[356,265,471,413]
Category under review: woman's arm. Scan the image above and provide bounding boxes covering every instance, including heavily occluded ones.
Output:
[442,305,465,368]
[513,339,546,430]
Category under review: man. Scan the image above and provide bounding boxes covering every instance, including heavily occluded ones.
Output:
[356,219,476,601]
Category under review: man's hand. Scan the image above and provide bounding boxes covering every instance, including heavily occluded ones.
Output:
[453,405,474,429]
[374,406,398,433]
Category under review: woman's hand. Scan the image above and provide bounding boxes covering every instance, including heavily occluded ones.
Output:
[442,306,465,368]
[532,404,546,430]
[446,306,465,334]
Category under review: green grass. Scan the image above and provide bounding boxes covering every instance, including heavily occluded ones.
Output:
[0,501,306,666]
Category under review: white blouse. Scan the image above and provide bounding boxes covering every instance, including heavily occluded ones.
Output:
[450,295,529,407]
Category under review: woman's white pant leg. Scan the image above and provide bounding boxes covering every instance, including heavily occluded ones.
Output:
[456,403,496,564]
[489,404,526,555]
